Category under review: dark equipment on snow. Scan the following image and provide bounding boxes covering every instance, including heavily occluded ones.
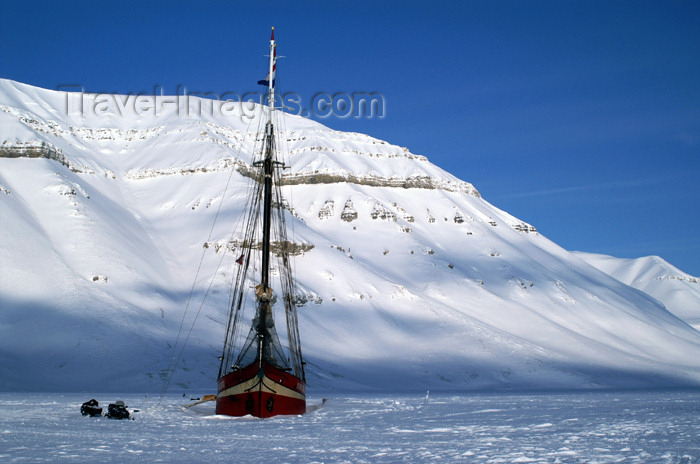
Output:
[80,399,102,417]
[106,400,130,420]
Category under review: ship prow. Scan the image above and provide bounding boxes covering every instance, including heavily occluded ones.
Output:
[217,361,306,417]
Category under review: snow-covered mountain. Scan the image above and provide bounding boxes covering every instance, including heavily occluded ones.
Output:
[2,79,700,393]
[574,252,700,330]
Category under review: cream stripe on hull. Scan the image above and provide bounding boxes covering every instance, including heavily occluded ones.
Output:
[218,373,305,401]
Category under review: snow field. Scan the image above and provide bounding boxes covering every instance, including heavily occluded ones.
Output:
[1,391,699,463]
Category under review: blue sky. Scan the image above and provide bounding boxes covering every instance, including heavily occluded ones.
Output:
[2,0,699,275]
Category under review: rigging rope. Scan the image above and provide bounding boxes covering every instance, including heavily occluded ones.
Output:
[159,79,306,399]
[158,113,256,403]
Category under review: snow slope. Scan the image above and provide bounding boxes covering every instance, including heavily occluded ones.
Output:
[574,252,700,330]
[2,79,700,393]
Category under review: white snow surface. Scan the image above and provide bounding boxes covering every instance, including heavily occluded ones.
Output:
[2,79,700,393]
[574,252,700,330]
[1,391,699,463]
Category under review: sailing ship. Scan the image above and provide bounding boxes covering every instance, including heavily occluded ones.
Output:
[215,28,306,417]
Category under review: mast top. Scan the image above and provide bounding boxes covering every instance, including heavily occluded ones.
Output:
[267,27,276,113]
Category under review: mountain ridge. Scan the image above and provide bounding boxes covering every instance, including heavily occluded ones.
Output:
[1,79,700,393]
[575,251,700,330]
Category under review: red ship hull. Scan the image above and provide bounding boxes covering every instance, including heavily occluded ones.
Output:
[216,361,306,417]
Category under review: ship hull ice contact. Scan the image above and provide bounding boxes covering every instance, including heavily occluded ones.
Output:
[216,362,306,417]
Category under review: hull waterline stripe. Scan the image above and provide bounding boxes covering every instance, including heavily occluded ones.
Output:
[219,375,305,401]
